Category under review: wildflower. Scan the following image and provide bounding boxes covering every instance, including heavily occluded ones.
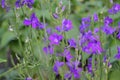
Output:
[68,38,76,48]
[93,13,99,22]
[49,33,63,45]
[55,26,61,32]
[62,19,73,31]
[79,16,91,34]
[53,61,64,75]
[62,49,73,62]
[65,61,82,79]
[15,0,34,8]
[15,0,21,8]
[101,25,115,35]
[104,16,113,25]
[80,31,103,54]
[108,3,120,14]
[25,77,32,80]
[43,45,54,54]
[23,13,44,29]
[115,46,120,60]
[94,28,99,33]
[1,0,5,8]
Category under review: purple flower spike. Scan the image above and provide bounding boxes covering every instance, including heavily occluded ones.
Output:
[68,38,76,48]
[115,47,120,60]
[104,16,113,25]
[80,31,103,54]
[53,61,64,75]
[26,77,32,80]
[62,19,73,31]
[15,0,34,8]
[49,33,63,45]
[23,13,44,29]
[93,13,99,22]
[1,0,5,8]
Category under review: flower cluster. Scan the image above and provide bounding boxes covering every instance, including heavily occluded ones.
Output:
[15,0,34,8]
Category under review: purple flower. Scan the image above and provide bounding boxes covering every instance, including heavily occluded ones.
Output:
[65,61,82,79]
[23,13,44,29]
[49,33,63,45]
[43,45,54,54]
[104,16,113,25]
[115,47,120,60]
[94,28,100,33]
[118,21,120,28]
[46,28,52,35]
[108,3,120,14]
[52,13,59,19]
[80,31,103,54]
[15,0,21,8]
[55,26,61,32]
[62,19,73,31]
[15,0,34,8]
[93,13,98,22]
[68,38,76,48]
[25,77,32,80]
[1,0,5,8]
[79,16,91,34]
[101,25,115,35]
[53,61,64,75]
[81,16,91,26]
[62,50,73,62]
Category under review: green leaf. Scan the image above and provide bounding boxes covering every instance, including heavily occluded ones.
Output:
[1,31,16,48]
[0,58,7,63]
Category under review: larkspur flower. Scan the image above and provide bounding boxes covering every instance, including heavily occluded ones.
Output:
[53,61,64,75]
[23,13,44,29]
[43,45,54,54]
[15,0,21,8]
[94,28,99,33]
[80,31,103,54]
[49,33,63,45]
[55,26,61,32]
[115,46,120,60]
[79,16,91,34]
[104,16,113,25]
[108,3,120,14]
[62,19,73,31]
[1,0,5,8]
[62,49,73,62]
[93,13,99,22]
[15,0,34,8]
[68,38,76,48]
[25,77,32,80]
[101,25,115,35]
[65,61,82,79]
